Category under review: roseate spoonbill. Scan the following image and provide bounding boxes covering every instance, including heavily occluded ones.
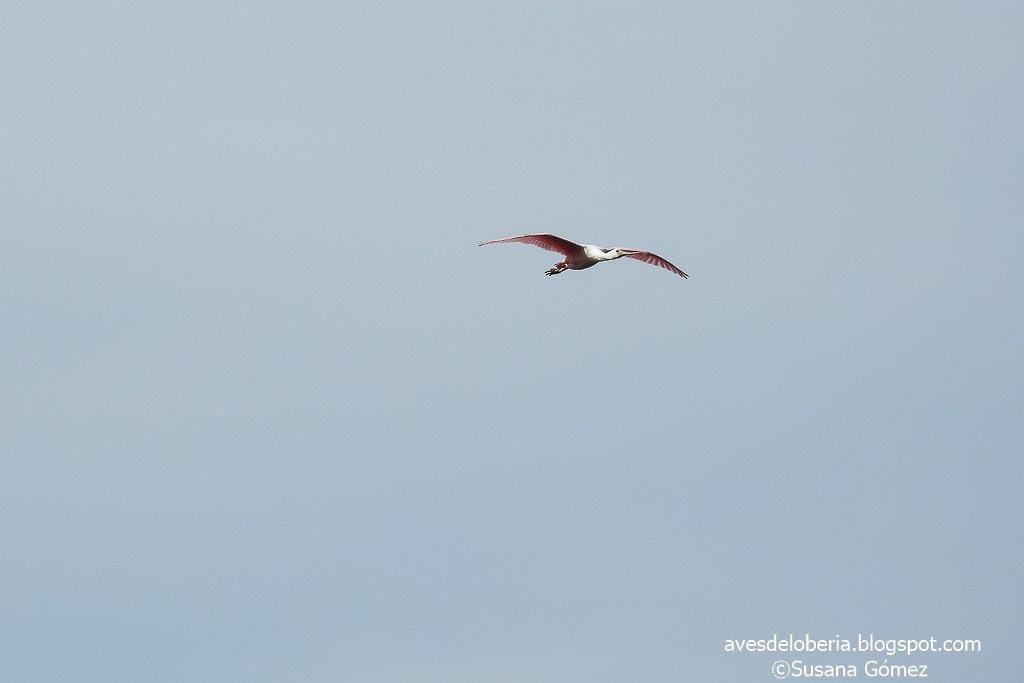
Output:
[479,233,689,278]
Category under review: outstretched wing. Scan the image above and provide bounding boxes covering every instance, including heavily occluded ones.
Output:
[623,251,689,278]
[478,233,584,257]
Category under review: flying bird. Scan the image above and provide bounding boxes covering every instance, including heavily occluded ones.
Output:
[479,233,688,278]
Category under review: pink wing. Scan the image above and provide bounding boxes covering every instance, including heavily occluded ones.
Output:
[623,251,689,278]
[478,233,585,257]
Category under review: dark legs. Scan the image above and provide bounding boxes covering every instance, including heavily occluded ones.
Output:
[545,261,568,276]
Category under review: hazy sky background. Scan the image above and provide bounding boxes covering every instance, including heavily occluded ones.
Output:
[2,2,1021,681]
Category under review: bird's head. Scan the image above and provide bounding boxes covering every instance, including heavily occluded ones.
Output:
[603,247,640,260]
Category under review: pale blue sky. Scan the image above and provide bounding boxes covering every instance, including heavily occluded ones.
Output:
[2,2,1021,681]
